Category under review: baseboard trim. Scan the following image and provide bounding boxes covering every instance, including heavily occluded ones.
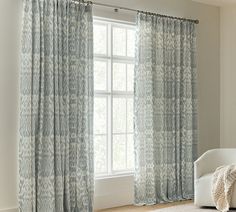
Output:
[0,207,18,212]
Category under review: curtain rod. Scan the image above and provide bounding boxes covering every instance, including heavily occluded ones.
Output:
[73,0,199,24]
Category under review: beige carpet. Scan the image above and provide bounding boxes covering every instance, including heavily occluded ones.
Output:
[152,204,236,212]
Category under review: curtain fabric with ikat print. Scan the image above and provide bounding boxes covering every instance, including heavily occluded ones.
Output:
[134,12,198,205]
[19,0,94,211]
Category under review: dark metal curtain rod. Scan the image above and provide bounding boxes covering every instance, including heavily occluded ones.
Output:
[73,0,199,24]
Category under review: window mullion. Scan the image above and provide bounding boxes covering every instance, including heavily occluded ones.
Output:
[107,95,112,176]
[125,97,128,170]
[109,23,113,175]
[125,28,128,57]
[125,63,128,170]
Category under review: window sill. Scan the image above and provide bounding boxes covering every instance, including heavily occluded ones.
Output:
[95,172,134,181]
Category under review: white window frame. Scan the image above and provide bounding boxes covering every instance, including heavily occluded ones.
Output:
[94,17,135,178]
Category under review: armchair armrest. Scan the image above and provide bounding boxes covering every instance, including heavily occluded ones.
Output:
[194,149,236,179]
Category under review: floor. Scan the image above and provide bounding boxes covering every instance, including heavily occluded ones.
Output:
[96,200,193,212]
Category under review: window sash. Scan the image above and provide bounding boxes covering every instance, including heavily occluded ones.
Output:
[94,19,135,178]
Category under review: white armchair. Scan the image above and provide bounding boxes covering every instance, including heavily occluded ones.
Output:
[194,149,236,207]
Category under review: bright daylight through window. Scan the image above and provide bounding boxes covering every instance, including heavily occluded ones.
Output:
[93,19,135,177]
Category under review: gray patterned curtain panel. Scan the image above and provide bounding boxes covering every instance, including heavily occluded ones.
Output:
[134,12,198,205]
[19,0,93,211]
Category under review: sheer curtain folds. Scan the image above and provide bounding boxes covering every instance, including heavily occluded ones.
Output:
[134,12,198,205]
[19,0,94,211]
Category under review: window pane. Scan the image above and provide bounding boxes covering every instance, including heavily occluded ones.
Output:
[113,134,126,171]
[127,98,134,133]
[127,29,135,57]
[94,60,107,91]
[113,27,126,56]
[93,20,135,177]
[113,63,126,91]
[94,24,107,55]
[127,64,134,92]
[94,135,107,174]
[127,134,134,169]
[113,98,126,133]
[94,97,107,134]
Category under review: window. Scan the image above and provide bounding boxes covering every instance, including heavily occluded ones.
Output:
[93,18,135,177]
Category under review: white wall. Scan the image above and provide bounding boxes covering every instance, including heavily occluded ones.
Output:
[0,0,21,211]
[220,6,236,148]
[93,0,221,209]
[0,0,220,211]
